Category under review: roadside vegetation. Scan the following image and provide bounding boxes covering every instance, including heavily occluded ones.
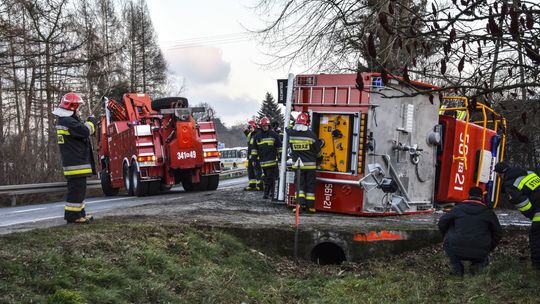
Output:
[0,219,538,304]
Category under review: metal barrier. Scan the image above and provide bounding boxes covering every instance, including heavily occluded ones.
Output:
[0,169,247,206]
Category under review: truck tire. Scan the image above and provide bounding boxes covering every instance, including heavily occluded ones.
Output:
[148,181,161,196]
[151,97,188,110]
[196,176,209,191]
[131,164,149,197]
[181,174,195,192]
[206,174,219,190]
[181,174,207,192]
[100,170,119,196]
[124,163,133,196]
[160,183,173,192]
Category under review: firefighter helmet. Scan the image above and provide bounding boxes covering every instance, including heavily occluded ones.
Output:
[53,92,84,117]
[295,112,310,126]
[494,162,509,174]
[259,117,270,126]
[247,119,257,128]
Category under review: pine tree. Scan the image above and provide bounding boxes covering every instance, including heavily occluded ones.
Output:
[257,92,284,128]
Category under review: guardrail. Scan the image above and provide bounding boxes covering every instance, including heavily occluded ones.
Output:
[0,169,247,206]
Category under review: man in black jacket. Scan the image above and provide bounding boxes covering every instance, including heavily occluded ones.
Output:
[438,187,502,276]
[53,92,97,224]
[494,162,540,270]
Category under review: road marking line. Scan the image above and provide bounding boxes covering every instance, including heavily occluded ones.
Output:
[86,197,132,204]
[166,196,184,201]
[10,207,46,214]
[0,216,64,228]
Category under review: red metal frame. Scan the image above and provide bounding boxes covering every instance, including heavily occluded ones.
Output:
[98,93,220,195]
[284,73,503,216]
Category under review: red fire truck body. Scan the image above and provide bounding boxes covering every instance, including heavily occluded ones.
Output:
[98,93,220,197]
[283,73,505,216]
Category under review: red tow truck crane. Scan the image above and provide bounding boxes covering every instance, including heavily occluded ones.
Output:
[279,73,506,215]
[97,93,221,196]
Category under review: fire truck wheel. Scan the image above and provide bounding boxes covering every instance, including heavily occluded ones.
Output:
[100,170,119,196]
[206,174,219,191]
[131,164,149,197]
[124,163,133,196]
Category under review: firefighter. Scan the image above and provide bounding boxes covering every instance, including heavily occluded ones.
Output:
[53,92,97,224]
[286,112,322,214]
[244,119,263,191]
[494,162,540,270]
[438,186,502,276]
[252,117,282,199]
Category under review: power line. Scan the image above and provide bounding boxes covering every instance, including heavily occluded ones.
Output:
[162,32,253,50]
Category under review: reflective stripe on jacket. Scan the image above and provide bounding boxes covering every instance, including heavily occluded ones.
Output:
[286,128,321,170]
[502,167,540,220]
[56,115,95,178]
[252,129,282,167]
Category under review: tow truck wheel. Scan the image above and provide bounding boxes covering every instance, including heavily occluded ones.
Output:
[123,163,133,196]
[100,170,119,196]
[160,183,173,192]
[181,174,195,192]
[148,181,161,195]
[131,164,149,197]
[206,174,219,190]
[196,176,209,191]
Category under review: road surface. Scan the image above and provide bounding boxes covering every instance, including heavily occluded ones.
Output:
[0,176,247,233]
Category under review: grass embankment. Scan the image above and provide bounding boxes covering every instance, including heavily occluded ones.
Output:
[0,220,538,304]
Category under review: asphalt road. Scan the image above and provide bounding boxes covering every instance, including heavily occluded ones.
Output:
[0,176,247,229]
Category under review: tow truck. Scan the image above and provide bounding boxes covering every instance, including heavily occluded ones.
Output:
[97,93,221,196]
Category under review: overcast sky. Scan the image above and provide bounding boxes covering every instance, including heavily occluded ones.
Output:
[146,0,288,126]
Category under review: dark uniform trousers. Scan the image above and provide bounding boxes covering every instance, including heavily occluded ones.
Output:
[531,220,540,270]
[247,158,262,188]
[298,170,316,208]
[263,165,278,197]
[65,177,88,222]
[246,130,262,189]
[502,169,540,270]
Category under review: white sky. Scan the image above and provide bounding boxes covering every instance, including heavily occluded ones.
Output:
[146,0,289,126]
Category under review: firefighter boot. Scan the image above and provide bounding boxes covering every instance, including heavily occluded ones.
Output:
[72,215,93,224]
[255,181,263,191]
[244,181,257,191]
[263,187,270,199]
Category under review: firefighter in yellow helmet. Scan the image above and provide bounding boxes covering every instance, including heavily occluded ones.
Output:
[495,162,540,270]
[53,92,97,224]
[286,112,322,213]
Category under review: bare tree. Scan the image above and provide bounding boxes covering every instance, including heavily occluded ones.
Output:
[254,0,540,169]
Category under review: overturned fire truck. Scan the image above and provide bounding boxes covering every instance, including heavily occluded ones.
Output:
[279,73,506,216]
[97,93,221,197]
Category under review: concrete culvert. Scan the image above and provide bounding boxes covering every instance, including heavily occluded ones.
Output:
[310,242,346,265]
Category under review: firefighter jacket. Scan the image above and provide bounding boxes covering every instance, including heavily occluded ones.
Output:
[438,199,502,259]
[247,128,260,160]
[286,127,322,170]
[252,129,282,167]
[56,115,96,178]
[501,167,540,221]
